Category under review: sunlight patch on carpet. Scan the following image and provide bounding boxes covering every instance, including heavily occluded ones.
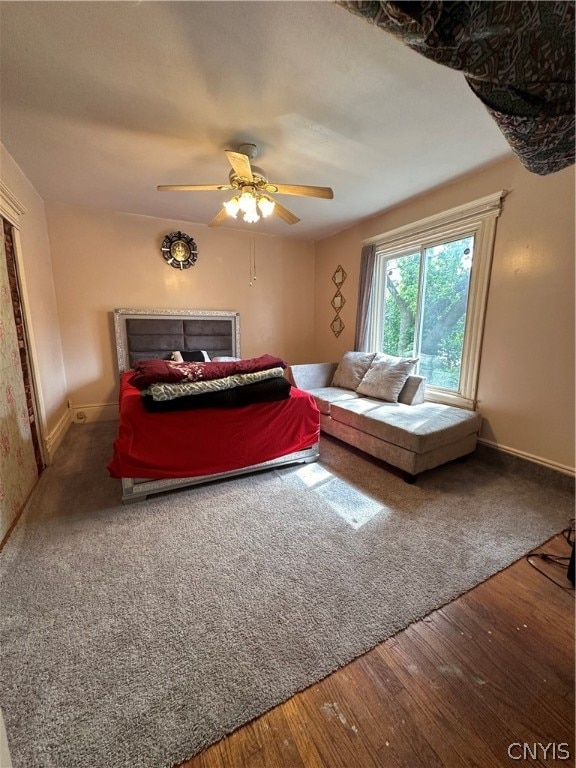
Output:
[315,477,386,529]
[0,708,13,768]
[279,463,386,529]
[280,462,334,488]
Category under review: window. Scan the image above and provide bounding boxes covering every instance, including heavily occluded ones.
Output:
[365,192,505,409]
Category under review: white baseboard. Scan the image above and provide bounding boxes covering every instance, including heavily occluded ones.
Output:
[44,409,72,464]
[478,437,575,477]
[71,403,118,424]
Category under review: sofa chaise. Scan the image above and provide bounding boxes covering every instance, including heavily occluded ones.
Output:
[288,352,482,482]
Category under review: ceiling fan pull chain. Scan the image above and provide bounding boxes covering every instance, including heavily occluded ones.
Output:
[249,234,257,286]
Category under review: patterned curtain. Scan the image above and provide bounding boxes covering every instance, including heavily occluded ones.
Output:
[0,216,42,541]
[338,1,575,175]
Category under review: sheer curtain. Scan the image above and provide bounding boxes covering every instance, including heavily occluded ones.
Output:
[354,243,376,351]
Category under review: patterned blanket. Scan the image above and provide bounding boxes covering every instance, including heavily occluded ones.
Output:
[141,376,292,412]
[142,367,285,401]
[128,354,287,390]
[338,1,575,175]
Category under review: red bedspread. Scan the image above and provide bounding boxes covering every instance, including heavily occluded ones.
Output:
[107,372,320,480]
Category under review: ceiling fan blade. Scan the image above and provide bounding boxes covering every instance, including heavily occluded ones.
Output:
[267,183,333,199]
[157,184,232,192]
[208,208,229,227]
[225,150,254,182]
[273,201,300,225]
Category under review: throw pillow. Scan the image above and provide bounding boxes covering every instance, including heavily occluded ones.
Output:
[212,356,241,362]
[331,351,377,390]
[356,354,418,402]
[172,350,211,362]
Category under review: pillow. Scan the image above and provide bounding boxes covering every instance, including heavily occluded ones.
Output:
[171,350,211,362]
[356,354,418,403]
[331,352,377,391]
[212,356,241,362]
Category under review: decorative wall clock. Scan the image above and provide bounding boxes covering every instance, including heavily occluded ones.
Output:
[161,231,198,269]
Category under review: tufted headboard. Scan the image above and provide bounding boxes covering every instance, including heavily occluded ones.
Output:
[113,308,241,373]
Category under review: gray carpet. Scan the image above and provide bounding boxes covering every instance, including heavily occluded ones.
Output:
[0,422,573,768]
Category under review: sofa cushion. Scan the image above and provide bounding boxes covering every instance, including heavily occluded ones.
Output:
[356,353,418,403]
[306,387,362,415]
[330,399,482,454]
[398,375,426,405]
[331,352,376,390]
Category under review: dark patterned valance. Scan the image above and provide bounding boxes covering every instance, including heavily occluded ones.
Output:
[338,1,575,175]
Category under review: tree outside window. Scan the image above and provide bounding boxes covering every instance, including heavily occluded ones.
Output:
[382,236,473,390]
[364,191,505,408]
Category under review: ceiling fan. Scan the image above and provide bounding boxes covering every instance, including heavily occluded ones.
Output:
[157,143,334,227]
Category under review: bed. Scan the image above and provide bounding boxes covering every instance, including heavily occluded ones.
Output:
[107,308,320,502]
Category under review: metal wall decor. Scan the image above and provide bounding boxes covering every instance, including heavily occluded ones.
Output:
[330,265,347,337]
[161,231,198,269]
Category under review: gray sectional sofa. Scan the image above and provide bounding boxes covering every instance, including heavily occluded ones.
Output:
[288,352,482,482]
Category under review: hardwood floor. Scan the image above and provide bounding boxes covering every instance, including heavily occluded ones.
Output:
[178,533,575,768]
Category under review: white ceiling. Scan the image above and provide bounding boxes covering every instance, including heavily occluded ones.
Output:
[0,1,511,241]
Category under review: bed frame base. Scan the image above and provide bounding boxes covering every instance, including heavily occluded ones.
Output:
[120,444,320,503]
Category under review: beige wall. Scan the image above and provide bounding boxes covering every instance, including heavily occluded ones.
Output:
[0,144,69,451]
[45,204,316,418]
[314,156,575,473]
[3,140,574,474]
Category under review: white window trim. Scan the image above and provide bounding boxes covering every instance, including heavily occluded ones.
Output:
[364,191,507,409]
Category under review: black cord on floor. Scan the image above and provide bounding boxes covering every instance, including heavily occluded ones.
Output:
[525,521,575,593]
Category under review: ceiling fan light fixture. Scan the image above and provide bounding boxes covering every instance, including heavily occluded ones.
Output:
[243,209,260,224]
[238,189,258,215]
[224,189,270,223]
[257,195,275,218]
[223,196,240,218]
